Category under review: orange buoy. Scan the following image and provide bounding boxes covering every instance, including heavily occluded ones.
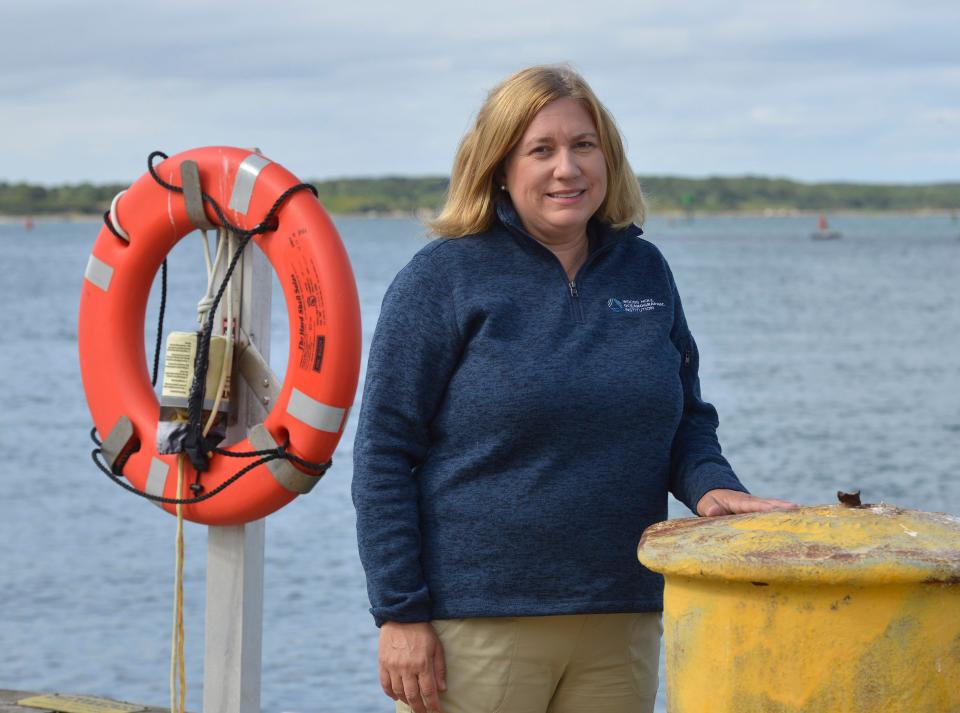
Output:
[78,146,361,525]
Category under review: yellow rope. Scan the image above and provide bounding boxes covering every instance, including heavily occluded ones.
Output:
[170,454,186,713]
[169,228,236,713]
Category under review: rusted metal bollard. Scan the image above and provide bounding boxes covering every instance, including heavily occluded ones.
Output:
[638,501,960,712]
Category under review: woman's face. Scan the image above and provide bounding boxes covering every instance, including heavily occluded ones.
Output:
[502,96,607,246]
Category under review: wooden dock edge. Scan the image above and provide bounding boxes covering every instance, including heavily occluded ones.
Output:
[0,690,175,713]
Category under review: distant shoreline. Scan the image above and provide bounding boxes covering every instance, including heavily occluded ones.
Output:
[3,208,959,225]
[3,175,958,218]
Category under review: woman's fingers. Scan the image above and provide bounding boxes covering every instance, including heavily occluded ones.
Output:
[416,670,444,713]
[756,497,799,511]
[404,674,426,713]
[379,667,397,700]
[697,489,800,517]
[391,673,407,704]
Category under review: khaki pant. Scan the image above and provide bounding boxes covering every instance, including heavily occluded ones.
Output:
[398,612,662,713]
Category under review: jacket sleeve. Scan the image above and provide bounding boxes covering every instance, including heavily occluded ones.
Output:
[351,249,462,626]
[665,267,749,513]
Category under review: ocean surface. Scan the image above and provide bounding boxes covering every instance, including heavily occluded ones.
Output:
[1,214,958,712]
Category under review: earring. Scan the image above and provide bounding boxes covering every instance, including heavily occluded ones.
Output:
[500,184,506,191]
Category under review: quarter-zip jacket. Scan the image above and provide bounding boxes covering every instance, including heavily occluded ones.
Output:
[353,201,746,626]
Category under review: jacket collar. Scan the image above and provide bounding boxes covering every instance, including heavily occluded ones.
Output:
[494,198,643,255]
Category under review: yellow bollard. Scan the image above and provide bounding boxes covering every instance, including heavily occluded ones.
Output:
[638,504,960,713]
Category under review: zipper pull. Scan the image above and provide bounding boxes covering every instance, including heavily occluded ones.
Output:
[683,348,692,367]
[568,281,579,298]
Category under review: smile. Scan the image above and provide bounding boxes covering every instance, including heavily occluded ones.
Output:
[547,190,586,199]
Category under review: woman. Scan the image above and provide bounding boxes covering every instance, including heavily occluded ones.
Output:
[353,65,793,713]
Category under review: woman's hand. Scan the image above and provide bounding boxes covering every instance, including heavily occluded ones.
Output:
[379,621,447,713]
[696,488,799,517]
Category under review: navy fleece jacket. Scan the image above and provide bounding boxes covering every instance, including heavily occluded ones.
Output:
[352,202,746,626]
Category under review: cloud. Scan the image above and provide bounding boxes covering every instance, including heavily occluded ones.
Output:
[2,0,958,182]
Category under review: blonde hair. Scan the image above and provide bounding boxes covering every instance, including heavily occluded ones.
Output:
[430,64,645,237]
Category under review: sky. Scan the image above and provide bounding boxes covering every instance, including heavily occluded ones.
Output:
[1,0,958,185]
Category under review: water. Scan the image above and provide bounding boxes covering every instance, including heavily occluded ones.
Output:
[1,214,958,712]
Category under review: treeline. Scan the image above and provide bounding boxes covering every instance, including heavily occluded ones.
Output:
[2,176,957,216]
[639,176,959,213]
[0,182,130,216]
[312,177,449,214]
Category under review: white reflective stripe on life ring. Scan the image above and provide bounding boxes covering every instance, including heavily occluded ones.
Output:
[286,388,345,433]
[228,153,272,215]
[146,457,171,508]
[84,254,115,292]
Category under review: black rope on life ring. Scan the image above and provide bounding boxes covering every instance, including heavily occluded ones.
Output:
[90,429,332,506]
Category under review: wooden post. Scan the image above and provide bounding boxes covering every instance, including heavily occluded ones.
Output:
[202,237,272,713]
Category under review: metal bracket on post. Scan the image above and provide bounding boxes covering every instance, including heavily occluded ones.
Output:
[202,233,272,713]
[180,160,217,232]
[237,332,281,417]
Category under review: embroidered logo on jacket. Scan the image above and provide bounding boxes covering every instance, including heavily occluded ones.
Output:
[607,297,665,314]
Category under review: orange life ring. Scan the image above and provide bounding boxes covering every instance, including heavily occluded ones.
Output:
[78,146,361,525]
